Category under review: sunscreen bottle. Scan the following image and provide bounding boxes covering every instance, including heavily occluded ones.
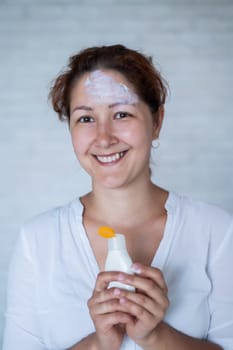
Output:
[98,227,135,292]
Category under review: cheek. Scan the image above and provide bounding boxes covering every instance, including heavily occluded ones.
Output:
[71,129,90,155]
[118,122,152,145]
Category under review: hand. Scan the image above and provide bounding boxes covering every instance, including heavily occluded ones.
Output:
[88,271,133,350]
[112,263,169,349]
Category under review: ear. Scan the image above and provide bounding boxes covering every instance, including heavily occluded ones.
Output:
[152,105,165,139]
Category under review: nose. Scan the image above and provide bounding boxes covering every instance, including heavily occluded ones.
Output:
[95,122,118,148]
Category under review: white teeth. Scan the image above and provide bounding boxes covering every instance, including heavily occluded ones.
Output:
[96,152,125,163]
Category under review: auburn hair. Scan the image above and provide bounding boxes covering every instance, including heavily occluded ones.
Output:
[49,44,168,122]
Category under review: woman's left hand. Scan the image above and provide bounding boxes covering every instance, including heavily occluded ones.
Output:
[112,263,169,348]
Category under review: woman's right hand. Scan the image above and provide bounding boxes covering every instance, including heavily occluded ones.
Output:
[88,271,133,350]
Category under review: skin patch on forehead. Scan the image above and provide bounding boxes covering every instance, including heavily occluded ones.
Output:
[84,70,139,104]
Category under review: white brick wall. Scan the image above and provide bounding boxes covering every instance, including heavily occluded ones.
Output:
[0,0,233,344]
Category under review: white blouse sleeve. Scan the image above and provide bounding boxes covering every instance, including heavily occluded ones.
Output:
[2,228,47,350]
[207,218,233,350]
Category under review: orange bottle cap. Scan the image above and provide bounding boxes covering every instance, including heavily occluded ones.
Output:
[98,226,116,238]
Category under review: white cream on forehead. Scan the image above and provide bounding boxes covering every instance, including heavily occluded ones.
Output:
[84,70,139,104]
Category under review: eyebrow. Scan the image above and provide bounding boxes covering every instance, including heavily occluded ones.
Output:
[71,105,93,114]
[108,102,136,108]
[71,101,136,115]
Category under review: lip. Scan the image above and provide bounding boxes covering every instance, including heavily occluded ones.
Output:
[93,150,128,165]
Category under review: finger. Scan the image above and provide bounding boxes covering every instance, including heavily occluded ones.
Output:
[116,272,167,301]
[89,287,121,306]
[90,295,133,316]
[95,312,133,331]
[88,295,140,318]
[118,297,157,323]
[118,296,168,329]
[117,288,169,317]
[94,271,123,292]
[132,263,167,291]
[90,286,163,319]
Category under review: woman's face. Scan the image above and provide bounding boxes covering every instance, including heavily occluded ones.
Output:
[69,69,162,190]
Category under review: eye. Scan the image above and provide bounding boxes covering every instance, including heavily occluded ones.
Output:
[114,112,131,120]
[78,116,95,123]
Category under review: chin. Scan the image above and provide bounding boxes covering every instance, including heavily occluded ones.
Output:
[96,176,128,190]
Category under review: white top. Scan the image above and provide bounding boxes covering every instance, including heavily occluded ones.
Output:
[3,192,233,350]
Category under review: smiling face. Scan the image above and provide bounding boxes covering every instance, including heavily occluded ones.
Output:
[69,69,162,190]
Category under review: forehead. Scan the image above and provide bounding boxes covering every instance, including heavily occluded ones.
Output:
[72,69,139,104]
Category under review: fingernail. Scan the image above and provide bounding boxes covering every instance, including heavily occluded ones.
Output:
[119,297,127,304]
[131,263,141,274]
[118,273,125,281]
[113,288,121,296]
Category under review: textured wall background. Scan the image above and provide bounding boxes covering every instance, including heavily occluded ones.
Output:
[0,0,233,345]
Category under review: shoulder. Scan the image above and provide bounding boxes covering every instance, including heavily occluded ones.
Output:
[19,197,83,247]
[171,192,232,227]
[170,192,233,248]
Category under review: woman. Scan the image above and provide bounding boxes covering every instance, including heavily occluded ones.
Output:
[3,44,233,350]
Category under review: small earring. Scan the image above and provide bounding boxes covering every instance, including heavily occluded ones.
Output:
[152,138,160,149]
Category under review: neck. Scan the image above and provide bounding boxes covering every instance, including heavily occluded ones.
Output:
[82,179,168,229]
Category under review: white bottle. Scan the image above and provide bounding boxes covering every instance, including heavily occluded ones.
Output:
[105,233,135,292]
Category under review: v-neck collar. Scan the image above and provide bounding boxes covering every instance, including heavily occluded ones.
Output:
[151,191,178,270]
[74,191,179,276]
